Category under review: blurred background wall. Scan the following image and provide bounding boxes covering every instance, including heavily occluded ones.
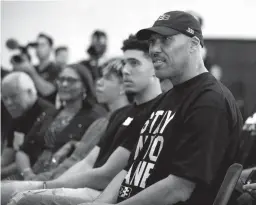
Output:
[1,0,256,117]
[1,0,256,68]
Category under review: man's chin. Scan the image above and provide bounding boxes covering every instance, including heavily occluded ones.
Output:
[125,90,137,95]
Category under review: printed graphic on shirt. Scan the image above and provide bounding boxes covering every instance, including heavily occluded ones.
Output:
[119,110,175,199]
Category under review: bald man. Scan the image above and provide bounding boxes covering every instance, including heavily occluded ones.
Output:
[1,72,55,179]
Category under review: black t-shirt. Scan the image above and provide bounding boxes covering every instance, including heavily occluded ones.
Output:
[117,73,243,205]
[94,96,161,169]
[35,62,62,103]
[5,98,55,149]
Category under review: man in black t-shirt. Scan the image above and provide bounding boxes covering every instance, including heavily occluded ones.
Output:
[77,11,242,205]
[1,72,55,179]
[10,41,162,205]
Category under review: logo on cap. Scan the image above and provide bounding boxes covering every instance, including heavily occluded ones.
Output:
[158,14,170,21]
[186,27,194,34]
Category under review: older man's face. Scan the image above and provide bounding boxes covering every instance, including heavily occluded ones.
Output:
[2,85,33,118]
[149,33,190,81]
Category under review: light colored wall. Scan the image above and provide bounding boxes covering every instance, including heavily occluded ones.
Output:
[1,0,256,69]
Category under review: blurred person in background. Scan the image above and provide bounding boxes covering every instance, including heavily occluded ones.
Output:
[55,46,69,69]
[1,63,106,204]
[13,33,61,104]
[5,34,162,205]
[2,58,132,205]
[14,63,106,179]
[17,58,131,182]
[230,109,256,205]
[1,72,56,179]
[80,30,108,82]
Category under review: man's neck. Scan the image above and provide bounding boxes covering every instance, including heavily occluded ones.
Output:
[38,58,51,71]
[107,96,129,112]
[135,78,162,105]
[171,61,208,86]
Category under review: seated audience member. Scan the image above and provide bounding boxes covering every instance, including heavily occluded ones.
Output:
[1,72,56,179]
[232,111,256,205]
[55,46,69,69]
[25,58,131,181]
[4,34,162,205]
[24,10,243,205]
[14,33,61,104]
[80,30,108,82]
[3,64,105,181]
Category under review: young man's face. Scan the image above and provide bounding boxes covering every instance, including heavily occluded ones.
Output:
[36,37,52,60]
[122,50,155,94]
[96,67,122,104]
[149,33,190,80]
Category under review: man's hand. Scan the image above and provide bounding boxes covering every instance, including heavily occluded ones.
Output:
[13,58,34,74]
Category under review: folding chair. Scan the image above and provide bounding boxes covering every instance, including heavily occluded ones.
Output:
[213,163,243,205]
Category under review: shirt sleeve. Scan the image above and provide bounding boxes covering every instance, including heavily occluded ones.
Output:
[166,106,230,185]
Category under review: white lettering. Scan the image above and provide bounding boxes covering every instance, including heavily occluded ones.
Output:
[131,161,147,186]
[140,112,155,134]
[160,111,175,134]
[140,162,154,188]
[149,110,164,134]
[149,136,164,162]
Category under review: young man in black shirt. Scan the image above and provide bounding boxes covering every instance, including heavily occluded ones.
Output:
[1,72,55,179]
[76,11,242,205]
[8,37,162,204]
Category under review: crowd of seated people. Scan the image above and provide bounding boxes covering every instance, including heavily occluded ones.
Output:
[1,10,255,205]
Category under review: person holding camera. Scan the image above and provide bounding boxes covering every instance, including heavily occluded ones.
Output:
[13,33,61,104]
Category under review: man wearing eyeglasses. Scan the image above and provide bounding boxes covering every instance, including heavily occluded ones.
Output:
[1,72,55,179]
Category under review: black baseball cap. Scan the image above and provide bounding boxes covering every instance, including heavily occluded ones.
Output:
[136,11,204,47]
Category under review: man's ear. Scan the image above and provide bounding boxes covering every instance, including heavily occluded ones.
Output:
[190,36,200,52]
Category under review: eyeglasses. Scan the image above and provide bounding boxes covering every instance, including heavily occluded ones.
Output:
[56,77,81,85]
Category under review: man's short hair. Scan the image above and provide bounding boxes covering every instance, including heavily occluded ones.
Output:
[2,71,37,95]
[92,30,107,38]
[37,33,54,47]
[121,34,149,57]
[55,46,68,56]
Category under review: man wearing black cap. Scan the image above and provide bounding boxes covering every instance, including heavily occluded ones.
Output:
[81,11,243,205]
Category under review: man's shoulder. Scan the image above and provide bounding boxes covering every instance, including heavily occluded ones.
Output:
[194,80,238,111]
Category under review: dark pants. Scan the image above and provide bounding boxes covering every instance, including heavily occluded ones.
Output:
[16,195,85,205]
